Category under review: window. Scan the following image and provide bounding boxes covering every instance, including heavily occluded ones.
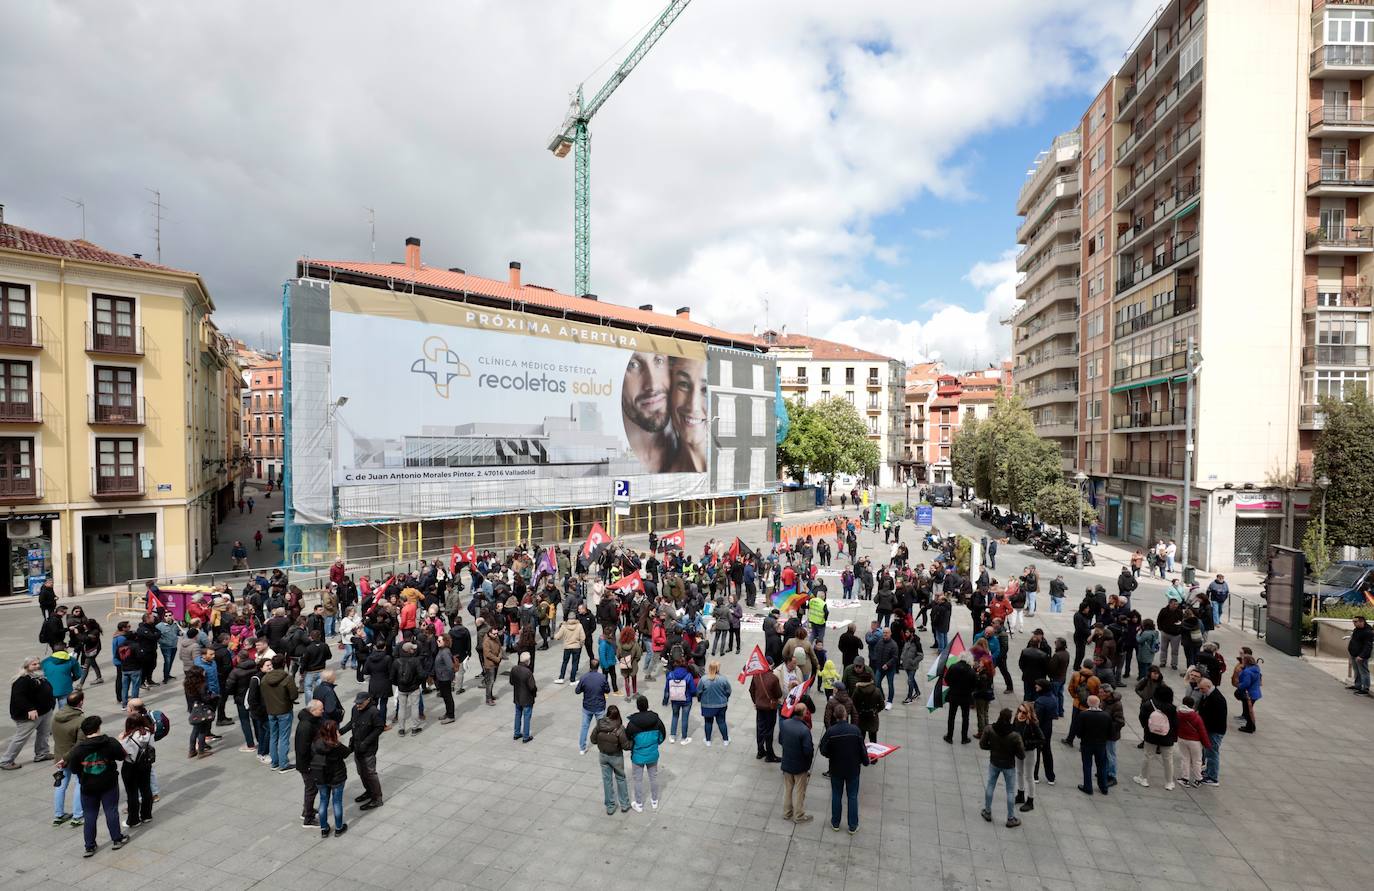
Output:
[867,392,880,409]
[1086,312,1104,339]
[820,367,830,384]
[752,364,764,392]
[92,294,137,353]
[751,397,766,437]
[0,360,33,420]
[868,367,879,383]
[796,366,807,381]
[0,282,32,346]
[94,366,136,422]
[266,393,274,411]
[0,437,35,497]
[718,359,733,388]
[267,374,274,385]
[717,395,736,436]
[1087,399,1101,421]
[1179,31,1203,71]
[95,438,138,493]
[716,448,734,493]
[1304,369,1368,402]
[845,391,855,405]
[749,448,765,490]
[1326,9,1374,45]
[845,367,855,385]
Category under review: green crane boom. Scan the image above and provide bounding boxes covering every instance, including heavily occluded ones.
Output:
[548,0,694,298]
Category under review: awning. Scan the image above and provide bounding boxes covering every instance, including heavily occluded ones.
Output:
[1109,373,1188,394]
[1173,199,1200,220]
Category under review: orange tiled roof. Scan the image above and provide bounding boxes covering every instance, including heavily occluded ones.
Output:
[756,332,896,362]
[303,258,762,350]
[1,222,190,274]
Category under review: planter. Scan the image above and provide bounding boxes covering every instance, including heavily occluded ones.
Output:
[1313,617,1357,663]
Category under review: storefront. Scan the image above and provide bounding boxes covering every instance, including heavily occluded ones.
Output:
[82,512,157,588]
[1232,490,1284,569]
[2,512,56,596]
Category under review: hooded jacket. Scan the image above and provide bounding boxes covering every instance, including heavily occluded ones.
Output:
[40,652,82,698]
[589,715,631,756]
[362,651,394,698]
[978,719,1025,769]
[626,708,667,765]
[52,705,85,760]
[65,733,125,794]
[313,681,344,723]
[259,668,299,716]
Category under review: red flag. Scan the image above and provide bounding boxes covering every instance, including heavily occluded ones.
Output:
[582,521,611,560]
[727,536,757,564]
[736,645,770,684]
[608,570,644,593]
[449,545,461,575]
[657,529,685,551]
[449,545,476,574]
[781,675,814,717]
[146,589,165,611]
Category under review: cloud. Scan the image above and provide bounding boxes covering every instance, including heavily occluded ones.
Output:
[0,0,1156,348]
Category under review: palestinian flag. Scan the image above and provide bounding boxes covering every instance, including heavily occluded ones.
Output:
[727,537,757,564]
[781,675,814,718]
[657,529,686,551]
[926,632,968,713]
[608,570,644,593]
[736,645,770,684]
[582,522,611,561]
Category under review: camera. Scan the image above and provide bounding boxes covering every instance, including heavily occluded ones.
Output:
[52,769,64,788]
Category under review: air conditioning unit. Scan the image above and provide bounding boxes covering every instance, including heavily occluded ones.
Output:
[7,520,41,539]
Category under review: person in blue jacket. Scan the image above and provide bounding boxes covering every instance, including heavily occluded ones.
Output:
[778,701,814,823]
[1235,653,1262,734]
[662,657,699,744]
[41,646,83,709]
[574,658,611,755]
[696,660,731,747]
[625,695,667,812]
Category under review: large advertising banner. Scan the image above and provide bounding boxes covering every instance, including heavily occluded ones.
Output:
[328,285,709,497]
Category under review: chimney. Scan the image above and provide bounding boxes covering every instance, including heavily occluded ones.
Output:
[508,261,522,288]
[404,237,421,269]
[676,306,691,319]
[638,304,653,312]
[133,253,142,259]
[583,293,598,301]
[0,204,5,225]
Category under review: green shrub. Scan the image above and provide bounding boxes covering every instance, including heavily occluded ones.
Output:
[954,535,972,577]
[1304,602,1374,638]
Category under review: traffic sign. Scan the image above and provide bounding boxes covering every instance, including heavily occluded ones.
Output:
[614,479,631,500]
[916,506,933,527]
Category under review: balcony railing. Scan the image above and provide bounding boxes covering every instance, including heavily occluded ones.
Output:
[1116,116,1202,207]
[1017,132,1082,207]
[1114,285,1196,339]
[1021,381,1078,400]
[86,322,145,356]
[1113,349,1188,385]
[1309,165,1374,189]
[1119,177,1201,252]
[1300,404,1328,428]
[92,467,145,498]
[1312,44,1374,71]
[0,474,40,501]
[1303,284,1374,309]
[1310,103,1374,129]
[1111,408,1186,430]
[1295,459,1314,485]
[1302,344,1371,365]
[1017,276,1080,313]
[1112,458,1186,479]
[0,324,41,349]
[89,396,147,425]
[1018,175,1081,239]
[1016,346,1078,372]
[1115,2,1204,119]
[1306,226,1374,250]
[1116,61,1204,161]
[1017,312,1078,343]
[779,375,808,388]
[1115,233,1199,295]
[0,400,40,423]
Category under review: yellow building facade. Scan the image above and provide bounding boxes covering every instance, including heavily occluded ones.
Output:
[0,211,232,594]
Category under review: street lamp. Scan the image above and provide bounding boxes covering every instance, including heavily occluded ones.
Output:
[1074,470,1087,564]
[1317,474,1331,613]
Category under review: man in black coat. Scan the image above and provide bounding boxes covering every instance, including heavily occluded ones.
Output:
[38,582,58,621]
[294,700,323,825]
[340,692,385,809]
[133,615,162,688]
[941,656,976,745]
[39,606,68,652]
[1077,694,1112,795]
[818,714,870,833]
[1018,632,1051,701]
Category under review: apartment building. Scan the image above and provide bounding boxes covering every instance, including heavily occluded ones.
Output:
[1012,130,1082,474]
[0,209,232,593]
[244,359,283,485]
[1079,81,1117,497]
[767,332,906,486]
[900,361,943,484]
[928,372,1000,484]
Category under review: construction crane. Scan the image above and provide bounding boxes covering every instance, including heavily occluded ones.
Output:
[548,0,694,298]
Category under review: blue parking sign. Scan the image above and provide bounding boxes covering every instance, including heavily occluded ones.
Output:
[916,506,933,527]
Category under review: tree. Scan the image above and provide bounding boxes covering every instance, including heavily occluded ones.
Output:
[1033,482,1098,531]
[1312,392,1374,547]
[951,395,1061,511]
[950,415,981,493]
[776,397,880,490]
[1302,519,1334,587]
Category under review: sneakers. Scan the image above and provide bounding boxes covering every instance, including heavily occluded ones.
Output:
[669,735,676,743]
[238,745,256,753]
[680,738,691,746]
[257,755,271,765]
[1132,776,1149,788]
[70,817,84,828]
[650,798,659,810]
[53,815,70,826]
[579,748,587,756]
[1200,777,1219,786]
[1164,782,1176,791]
[831,822,841,832]
[112,836,129,850]
[722,740,730,748]
[554,678,565,685]
[1005,818,1021,828]
[793,814,814,824]
[980,808,992,822]
[884,702,892,711]
[631,801,644,813]
[1178,779,1193,788]
[302,817,316,829]
[83,847,96,858]
[335,824,348,837]
[704,740,711,747]
[397,730,407,737]
[321,827,331,838]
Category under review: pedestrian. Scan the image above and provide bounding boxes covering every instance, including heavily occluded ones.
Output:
[59,715,129,858]
[184,666,215,759]
[625,695,667,811]
[1174,695,1211,788]
[1133,684,1178,790]
[697,659,731,747]
[1076,694,1111,796]
[293,700,323,825]
[51,689,86,825]
[509,651,537,743]
[481,623,504,706]
[779,701,814,823]
[41,645,82,709]
[310,719,352,837]
[872,628,899,709]
[589,704,632,815]
[433,634,456,724]
[1196,677,1227,786]
[259,657,298,770]
[819,705,868,834]
[340,692,384,809]
[899,634,923,704]
[1097,684,1126,785]
[662,654,698,744]
[118,712,156,827]
[942,653,976,745]
[1048,638,1070,717]
[1,656,56,770]
[576,658,612,754]
[1063,661,1099,747]
[616,626,642,702]
[1031,680,1057,786]
[554,614,584,684]
[39,605,69,653]
[750,662,783,762]
[1234,653,1262,733]
[980,708,1025,828]
[1011,701,1043,812]
[389,642,424,737]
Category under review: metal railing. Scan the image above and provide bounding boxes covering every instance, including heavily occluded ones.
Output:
[0,474,40,501]
[1115,233,1199,295]
[0,324,40,349]
[1016,346,1078,372]
[1018,132,1082,207]
[1309,165,1374,189]
[85,322,144,356]
[1306,225,1374,250]
[1116,114,1202,208]
[1111,458,1186,479]
[1111,407,1186,430]
[1017,209,1081,263]
[1017,175,1081,241]
[1017,312,1078,343]
[1312,44,1374,71]
[1119,177,1201,251]
[1116,61,1204,161]
[92,467,145,498]
[89,396,147,425]
[1304,284,1373,309]
[0,400,40,422]
[1114,285,1196,339]
[1017,276,1080,313]
[1112,348,1187,384]
[1300,404,1328,428]
[1302,344,1371,365]
[1310,103,1374,129]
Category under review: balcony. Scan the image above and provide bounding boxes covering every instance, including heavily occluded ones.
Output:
[1022,381,1078,409]
[1112,458,1186,479]
[866,404,881,416]
[1303,284,1373,311]
[1016,131,1082,215]
[1306,225,1374,254]
[85,322,144,356]
[1302,344,1371,366]
[1017,175,1081,240]
[1118,176,1201,253]
[1017,209,1081,268]
[1016,276,1079,314]
[1300,403,1328,430]
[866,379,881,391]
[1309,103,1374,137]
[780,375,808,390]
[1113,348,1188,385]
[1295,458,1314,485]
[1017,312,1078,351]
[89,396,147,426]
[1115,116,1202,209]
[0,474,40,503]
[0,400,41,423]
[1035,419,1078,439]
[1308,165,1374,196]
[1311,43,1374,78]
[1115,232,1200,297]
[1116,1,1205,121]
[0,324,41,350]
[1016,346,1079,376]
[1019,242,1081,293]
[1111,408,1186,431]
[1114,285,1196,339]
[92,467,145,499]
[1116,62,1204,167]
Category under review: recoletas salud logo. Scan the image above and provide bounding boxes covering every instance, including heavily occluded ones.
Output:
[410,336,471,398]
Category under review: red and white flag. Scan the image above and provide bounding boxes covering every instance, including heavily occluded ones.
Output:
[736,645,770,684]
[657,529,686,551]
[582,522,611,560]
[781,675,814,717]
[449,545,476,574]
[608,570,644,593]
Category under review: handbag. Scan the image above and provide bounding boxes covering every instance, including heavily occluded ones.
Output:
[188,701,214,724]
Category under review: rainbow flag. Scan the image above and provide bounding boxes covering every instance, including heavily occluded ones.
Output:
[770,584,798,609]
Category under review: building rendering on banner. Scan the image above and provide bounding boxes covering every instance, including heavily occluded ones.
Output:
[0,208,238,594]
[1006,0,1367,571]
[762,331,906,486]
[285,239,778,563]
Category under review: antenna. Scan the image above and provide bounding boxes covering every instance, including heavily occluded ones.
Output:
[365,206,376,260]
[762,291,770,333]
[146,188,166,263]
[63,197,86,240]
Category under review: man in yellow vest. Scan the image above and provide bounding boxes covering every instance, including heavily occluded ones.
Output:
[807,594,829,646]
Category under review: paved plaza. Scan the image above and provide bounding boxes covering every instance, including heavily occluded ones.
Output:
[0,505,1370,890]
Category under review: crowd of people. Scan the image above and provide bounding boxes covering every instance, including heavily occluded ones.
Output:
[1,505,1276,857]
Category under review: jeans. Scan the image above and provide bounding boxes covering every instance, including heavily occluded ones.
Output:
[830,773,860,830]
[874,667,895,703]
[1354,657,1371,693]
[79,785,122,850]
[160,645,177,681]
[669,701,691,738]
[598,753,630,812]
[579,707,604,750]
[1050,597,1063,613]
[324,615,337,638]
[1,712,53,765]
[905,670,920,700]
[710,629,729,655]
[934,630,948,652]
[640,646,657,680]
[317,783,345,830]
[559,649,581,681]
[632,761,659,804]
[984,764,1016,820]
[252,713,269,756]
[1081,742,1108,791]
[1203,732,1223,782]
[1211,601,1223,627]
[235,700,256,748]
[703,710,729,742]
[1105,740,1117,779]
[513,704,533,740]
[268,711,293,768]
[303,671,322,704]
[1025,592,1037,614]
[340,643,355,669]
[54,770,84,819]
[118,668,143,706]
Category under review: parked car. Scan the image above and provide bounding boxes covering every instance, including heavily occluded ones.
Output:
[267,511,285,532]
[1305,560,1374,610]
[927,484,954,507]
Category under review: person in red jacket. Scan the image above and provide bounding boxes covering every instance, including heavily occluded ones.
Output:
[987,592,1013,625]
[1174,695,1212,787]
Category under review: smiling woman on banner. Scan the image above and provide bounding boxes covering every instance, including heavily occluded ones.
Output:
[666,356,708,473]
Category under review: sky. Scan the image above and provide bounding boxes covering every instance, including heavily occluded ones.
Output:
[0,0,1159,368]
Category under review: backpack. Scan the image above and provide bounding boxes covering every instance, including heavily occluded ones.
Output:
[131,738,157,766]
[651,626,667,651]
[150,710,171,741]
[668,677,689,702]
[1146,702,1170,736]
[117,644,134,663]
[396,657,421,688]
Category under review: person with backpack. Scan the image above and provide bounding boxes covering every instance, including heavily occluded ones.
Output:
[59,715,129,858]
[980,708,1025,828]
[118,713,156,827]
[310,719,352,838]
[662,656,699,744]
[697,659,732,747]
[389,642,425,737]
[589,704,633,815]
[1133,684,1178,790]
[625,694,667,811]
